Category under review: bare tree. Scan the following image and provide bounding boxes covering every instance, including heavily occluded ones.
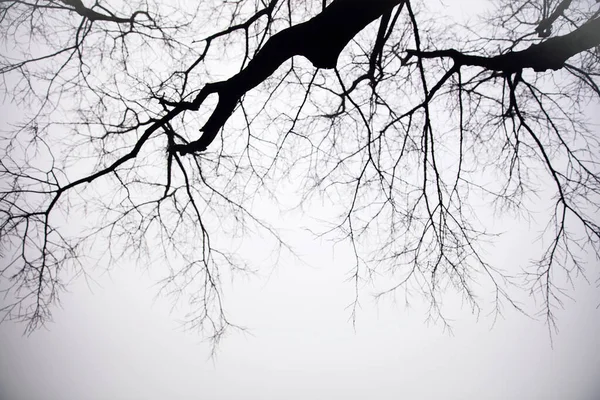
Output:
[1,0,599,342]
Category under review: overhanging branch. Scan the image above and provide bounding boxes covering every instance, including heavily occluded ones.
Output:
[407,17,600,73]
[172,0,403,155]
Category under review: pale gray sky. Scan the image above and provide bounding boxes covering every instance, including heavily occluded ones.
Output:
[1,210,599,399]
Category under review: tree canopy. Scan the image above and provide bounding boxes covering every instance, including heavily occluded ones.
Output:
[1,0,599,341]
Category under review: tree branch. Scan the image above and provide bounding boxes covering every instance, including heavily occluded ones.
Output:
[536,0,572,37]
[408,16,600,72]
[172,0,403,155]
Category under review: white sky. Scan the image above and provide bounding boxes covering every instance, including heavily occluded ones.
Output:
[1,206,599,399]
[1,1,600,399]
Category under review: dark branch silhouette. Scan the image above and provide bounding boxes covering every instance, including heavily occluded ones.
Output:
[173,0,404,154]
[407,16,600,72]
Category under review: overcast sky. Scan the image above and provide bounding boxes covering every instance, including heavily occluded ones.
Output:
[1,1,600,399]
[1,200,599,399]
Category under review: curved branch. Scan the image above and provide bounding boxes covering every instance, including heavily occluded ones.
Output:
[172,0,404,155]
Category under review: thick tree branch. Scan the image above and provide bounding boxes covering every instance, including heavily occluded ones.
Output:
[172,0,403,155]
[408,16,600,72]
